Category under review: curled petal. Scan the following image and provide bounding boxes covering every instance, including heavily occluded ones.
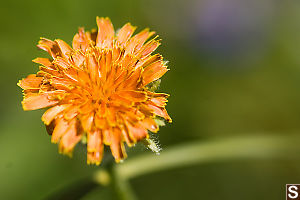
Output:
[55,39,72,59]
[37,38,61,58]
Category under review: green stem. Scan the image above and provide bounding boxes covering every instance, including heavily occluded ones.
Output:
[110,167,138,200]
[113,133,300,180]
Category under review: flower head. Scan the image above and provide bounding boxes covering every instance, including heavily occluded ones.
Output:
[18,17,171,165]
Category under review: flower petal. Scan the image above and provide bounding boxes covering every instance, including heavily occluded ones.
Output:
[55,39,72,59]
[22,93,59,111]
[32,57,53,68]
[142,61,168,86]
[110,127,127,162]
[126,29,155,54]
[18,74,43,90]
[140,117,159,133]
[72,27,91,52]
[87,129,103,153]
[81,112,94,132]
[86,54,99,83]
[125,119,148,142]
[116,90,147,102]
[96,17,114,49]
[116,23,136,44]
[59,119,82,155]
[51,117,69,143]
[37,38,61,58]
[42,104,70,125]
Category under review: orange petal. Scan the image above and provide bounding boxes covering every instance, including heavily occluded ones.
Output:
[87,129,103,153]
[87,151,104,165]
[64,106,79,120]
[136,54,162,69]
[103,129,111,145]
[106,107,117,126]
[110,127,127,162]
[118,67,142,90]
[86,54,99,83]
[109,94,133,107]
[22,93,58,111]
[51,117,69,143]
[126,29,155,54]
[51,77,73,91]
[18,74,43,90]
[116,90,147,102]
[55,39,72,59]
[150,97,167,107]
[42,104,70,125]
[79,100,94,114]
[142,61,168,86]
[140,117,159,133]
[146,104,172,122]
[59,119,82,155]
[95,114,107,129]
[53,57,71,70]
[72,27,90,52]
[32,57,53,68]
[117,23,136,44]
[87,130,103,161]
[125,119,148,142]
[137,38,160,59]
[71,50,85,69]
[37,38,61,58]
[81,112,94,132]
[119,128,133,147]
[96,17,114,49]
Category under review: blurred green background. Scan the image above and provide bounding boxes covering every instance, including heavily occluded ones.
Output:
[1,0,300,199]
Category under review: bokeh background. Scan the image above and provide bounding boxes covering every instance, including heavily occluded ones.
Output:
[1,0,300,199]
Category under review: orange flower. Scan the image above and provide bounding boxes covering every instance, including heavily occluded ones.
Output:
[17,17,171,165]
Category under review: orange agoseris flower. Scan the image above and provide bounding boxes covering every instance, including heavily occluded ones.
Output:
[17,17,171,165]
